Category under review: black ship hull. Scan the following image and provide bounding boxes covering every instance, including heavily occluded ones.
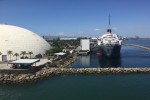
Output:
[99,44,121,58]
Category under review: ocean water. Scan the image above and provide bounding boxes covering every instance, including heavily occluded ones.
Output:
[1,75,150,100]
[0,39,150,100]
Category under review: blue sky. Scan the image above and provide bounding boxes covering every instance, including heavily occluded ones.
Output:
[0,0,150,38]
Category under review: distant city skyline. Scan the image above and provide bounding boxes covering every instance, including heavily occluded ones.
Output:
[0,0,150,38]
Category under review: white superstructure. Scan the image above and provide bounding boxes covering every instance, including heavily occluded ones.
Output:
[98,32,122,46]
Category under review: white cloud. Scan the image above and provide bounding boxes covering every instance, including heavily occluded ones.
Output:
[94,28,101,31]
[57,32,65,36]
[57,32,75,37]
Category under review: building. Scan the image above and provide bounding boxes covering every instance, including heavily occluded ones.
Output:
[0,24,51,61]
[77,39,90,55]
[80,39,90,51]
[60,37,77,40]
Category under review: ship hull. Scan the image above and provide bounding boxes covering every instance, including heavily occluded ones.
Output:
[99,45,121,58]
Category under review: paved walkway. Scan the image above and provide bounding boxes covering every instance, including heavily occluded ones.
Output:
[32,58,51,67]
[0,62,12,69]
[0,58,51,69]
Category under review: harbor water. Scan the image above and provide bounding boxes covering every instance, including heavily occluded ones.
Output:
[1,39,150,100]
[71,39,150,68]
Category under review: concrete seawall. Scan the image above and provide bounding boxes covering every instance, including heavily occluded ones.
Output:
[1,67,150,84]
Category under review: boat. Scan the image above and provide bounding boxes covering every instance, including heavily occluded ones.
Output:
[97,16,122,57]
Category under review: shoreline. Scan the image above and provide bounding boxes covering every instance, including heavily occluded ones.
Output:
[0,54,80,84]
[0,43,150,84]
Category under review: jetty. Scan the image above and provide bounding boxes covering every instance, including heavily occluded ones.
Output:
[39,68,150,75]
[1,67,150,84]
[123,44,150,51]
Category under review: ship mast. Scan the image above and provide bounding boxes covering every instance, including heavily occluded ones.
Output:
[109,15,110,28]
[107,15,112,33]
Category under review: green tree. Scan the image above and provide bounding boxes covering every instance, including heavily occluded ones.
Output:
[51,48,61,53]
[14,53,19,60]
[46,48,62,55]
[0,51,2,55]
[28,51,33,58]
[46,50,51,55]
[20,51,26,58]
[7,50,13,60]
[51,40,60,48]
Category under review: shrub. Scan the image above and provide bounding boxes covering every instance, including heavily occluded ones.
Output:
[48,62,58,67]
[59,61,64,65]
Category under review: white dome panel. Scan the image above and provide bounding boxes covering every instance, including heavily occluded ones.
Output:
[0,24,51,59]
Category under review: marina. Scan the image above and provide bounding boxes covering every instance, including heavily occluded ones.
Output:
[0,26,150,99]
[0,0,150,100]
[0,40,150,84]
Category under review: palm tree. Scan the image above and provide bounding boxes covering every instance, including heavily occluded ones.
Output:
[0,51,2,55]
[20,51,26,58]
[7,50,13,60]
[28,51,33,58]
[14,53,19,60]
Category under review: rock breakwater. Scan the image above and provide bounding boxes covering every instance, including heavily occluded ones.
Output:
[1,68,150,84]
[123,44,150,51]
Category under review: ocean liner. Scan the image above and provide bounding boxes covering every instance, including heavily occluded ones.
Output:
[97,16,122,57]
